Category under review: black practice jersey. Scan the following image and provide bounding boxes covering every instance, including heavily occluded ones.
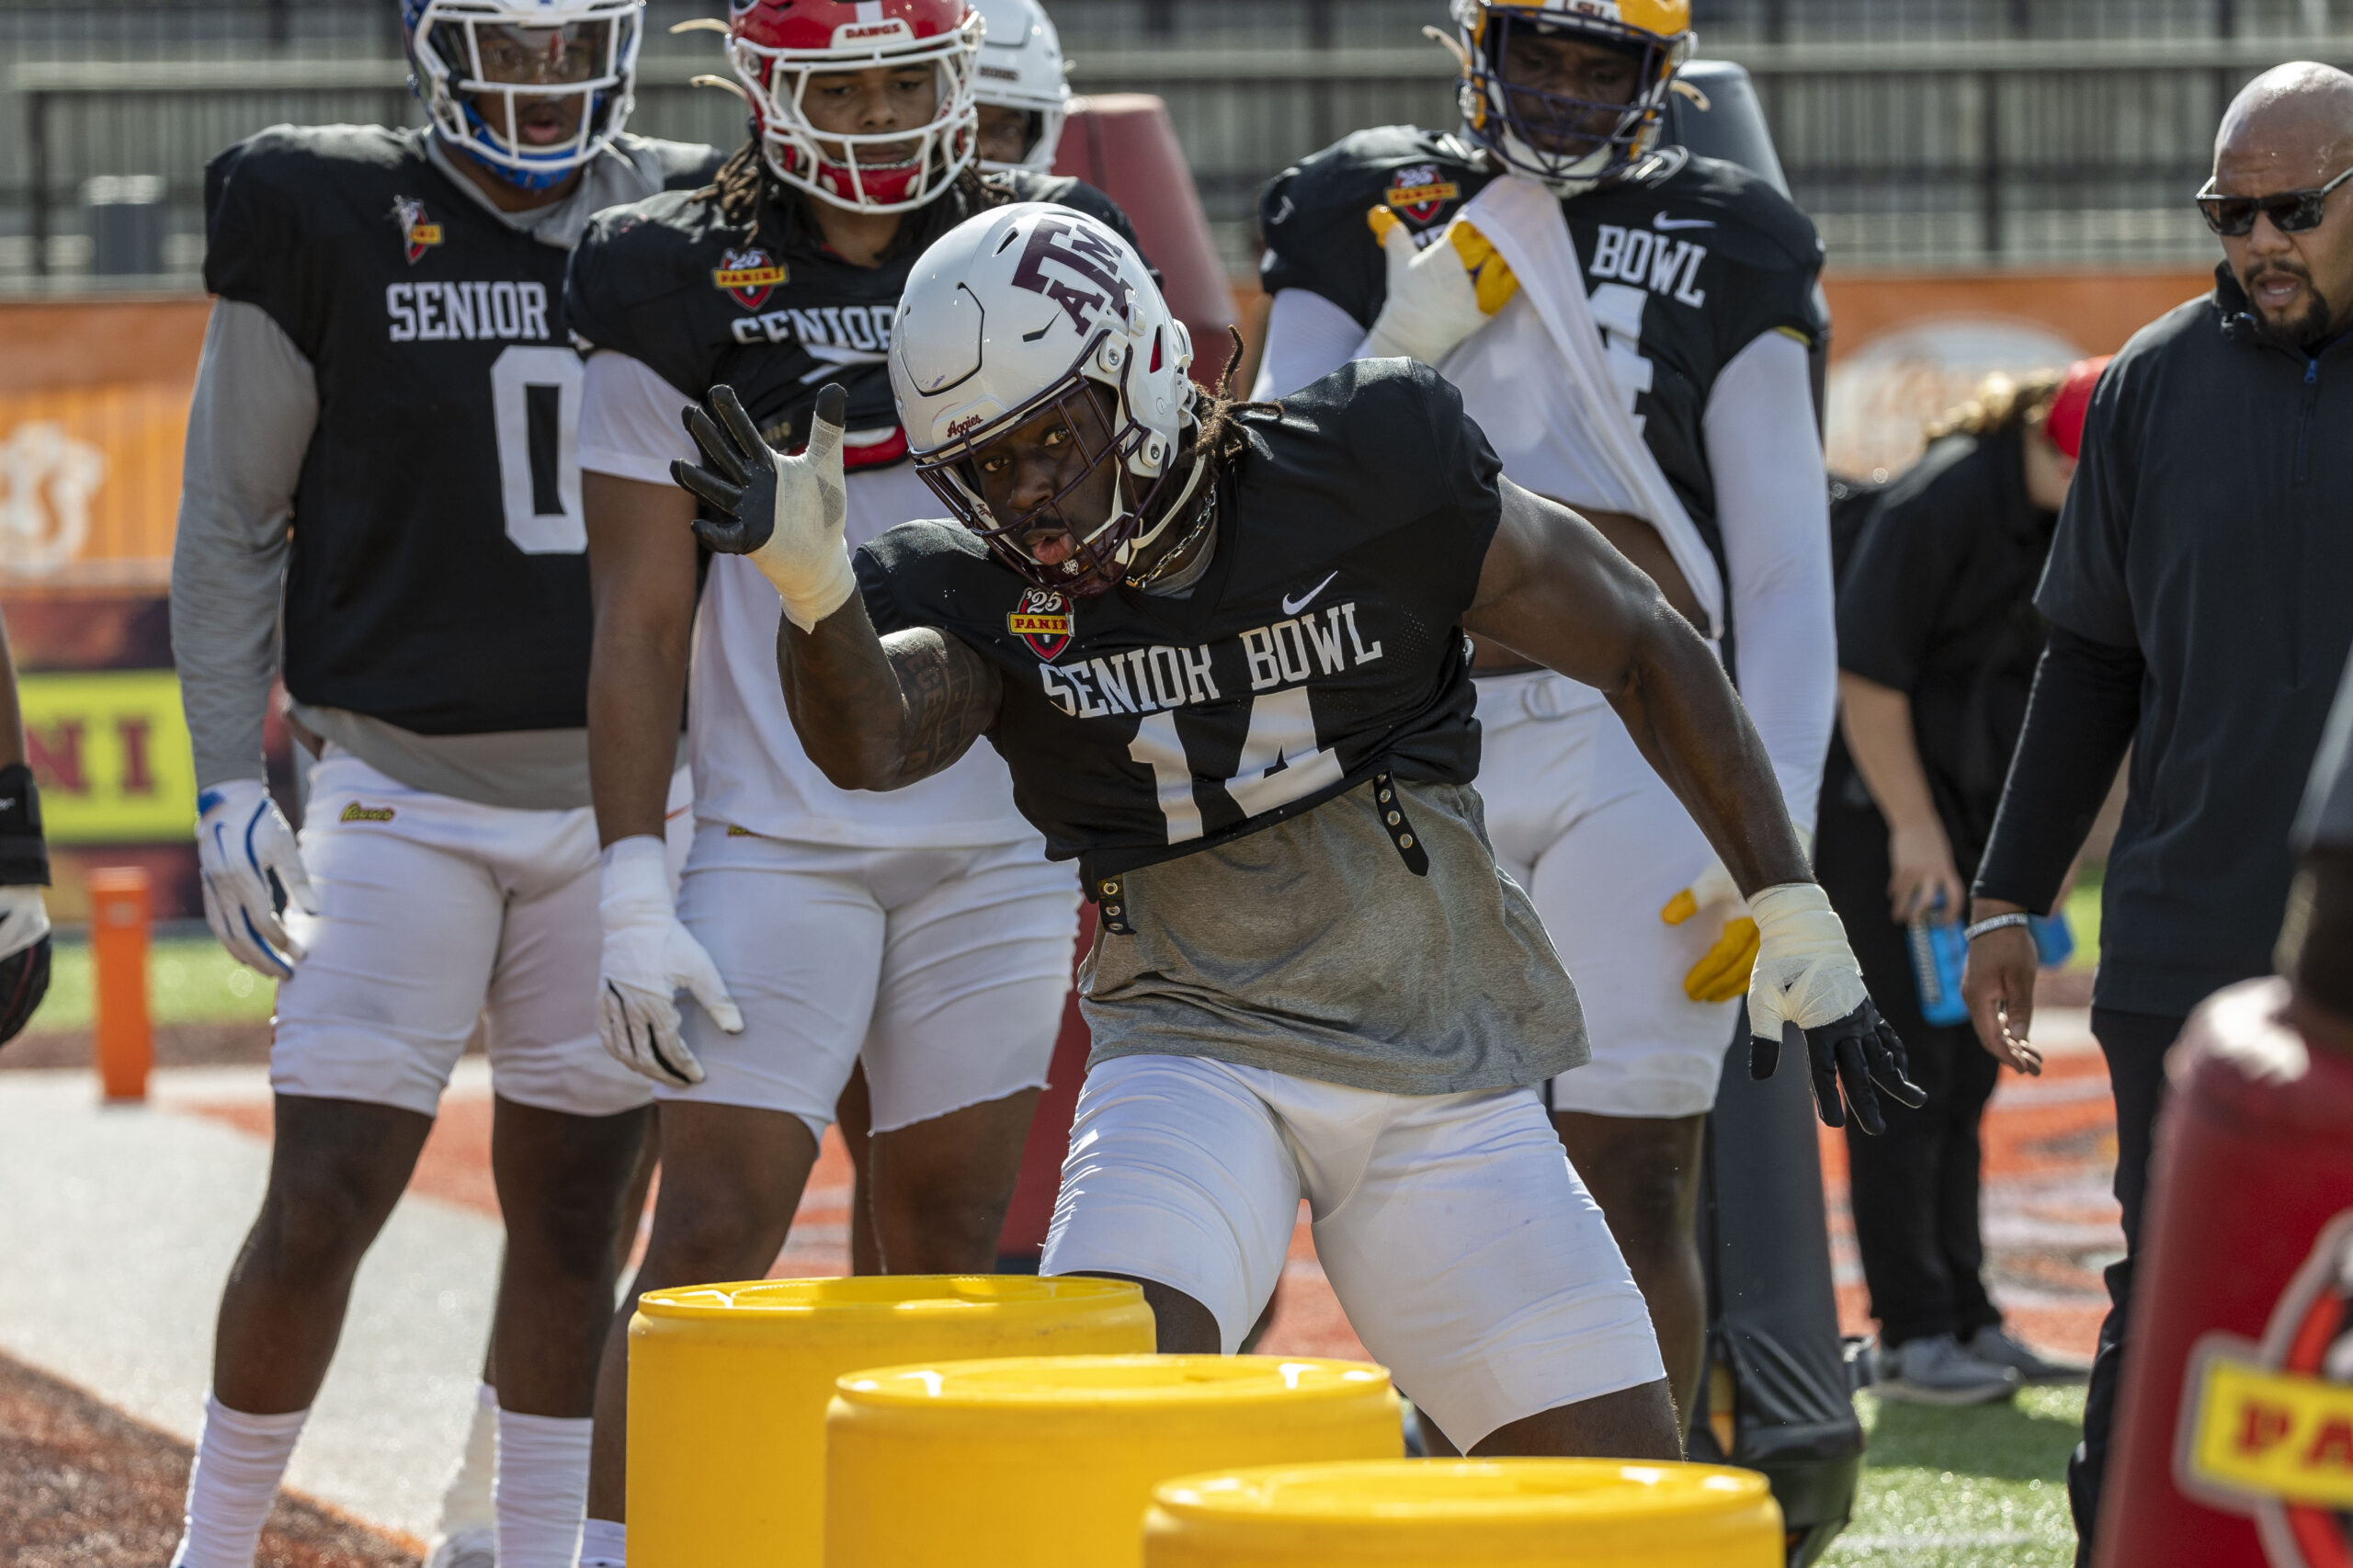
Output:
[1258,126,1826,588]
[204,124,722,734]
[856,359,1501,882]
[565,170,1143,456]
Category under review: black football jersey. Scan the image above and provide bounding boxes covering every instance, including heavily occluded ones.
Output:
[1258,126,1827,593]
[565,170,1145,457]
[855,358,1501,884]
[203,124,722,734]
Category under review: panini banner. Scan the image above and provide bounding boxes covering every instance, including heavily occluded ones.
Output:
[21,669,196,845]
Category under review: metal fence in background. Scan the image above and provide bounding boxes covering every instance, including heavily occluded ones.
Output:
[5,1,2351,287]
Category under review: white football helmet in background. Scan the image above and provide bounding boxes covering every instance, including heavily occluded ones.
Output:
[891,202,1198,589]
[403,0,643,190]
[972,0,1071,173]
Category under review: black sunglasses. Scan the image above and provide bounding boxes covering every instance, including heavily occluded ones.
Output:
[2195,165,2353,236]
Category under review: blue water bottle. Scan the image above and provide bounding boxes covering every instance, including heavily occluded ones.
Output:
[1906,894,1971,1027]
[2030,911,2075,968]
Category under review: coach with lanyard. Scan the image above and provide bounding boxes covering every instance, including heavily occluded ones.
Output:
[1962,62,2353,1563]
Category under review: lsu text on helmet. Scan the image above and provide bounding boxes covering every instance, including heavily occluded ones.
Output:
[971,0,1071,174]
[403,0,643,190]
[1451,0,1692,193]
[726,0,983,214]
[890,202,1201,592]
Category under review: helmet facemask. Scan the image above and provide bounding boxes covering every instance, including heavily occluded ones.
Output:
[730,11,982,213]
[914,329,1199,595]
[1453,1,1688,193]
[407,0,641,190]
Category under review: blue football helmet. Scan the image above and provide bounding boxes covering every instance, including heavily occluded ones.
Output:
[402,0,643,190]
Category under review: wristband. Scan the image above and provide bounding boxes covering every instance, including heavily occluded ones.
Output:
[0,764,49,887]
[1963,912,2033,943]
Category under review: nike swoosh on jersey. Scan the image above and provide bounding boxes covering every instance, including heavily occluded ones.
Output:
[1652,212,1717,232]
[1282,572,1339,616]
[1269,194,1296,226]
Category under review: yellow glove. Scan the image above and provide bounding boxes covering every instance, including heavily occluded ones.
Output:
[1662,828,1814,1005]
[1361,204,1518,364]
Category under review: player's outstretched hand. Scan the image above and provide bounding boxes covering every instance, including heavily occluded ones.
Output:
[596,836,742,1088]
[672,382,855,632]
[1360,204,1518,366]
[1744,881,1927,1134]
[195,778,320,980]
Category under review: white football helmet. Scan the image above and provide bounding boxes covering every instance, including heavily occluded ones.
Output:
[891,202,1199,591]
[972,0,1070,173]
[403,0,642,190]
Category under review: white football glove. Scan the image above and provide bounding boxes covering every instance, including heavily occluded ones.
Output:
[1745,882,1926,1135]
[195,778,319,980]
[0,885,49,960]
[1360,204,1519,366]
[597,835,742,1087]
[673,382,855,633]
[1661,826,1815,1005]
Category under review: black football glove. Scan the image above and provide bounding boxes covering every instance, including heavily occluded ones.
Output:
[0,762,51,1048]
[1745,883,1927,1135]
[1750,1000,1925,1136]
[671,383,858,633]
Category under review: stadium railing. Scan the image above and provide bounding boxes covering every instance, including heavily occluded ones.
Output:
[8,28,2353,288]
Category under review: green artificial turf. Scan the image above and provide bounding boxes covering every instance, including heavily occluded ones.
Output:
[1821,1386,2086,1566]
[31,935,277,1033]
[2063,866,2103,971]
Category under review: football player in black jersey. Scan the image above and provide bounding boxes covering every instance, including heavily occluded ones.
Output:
[672,202,1919,1458]
[166,3,719,1564]
[1252,0,1840,1433]
[562,3,1142,1555]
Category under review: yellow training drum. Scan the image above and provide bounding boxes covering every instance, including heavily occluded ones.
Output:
[626,1275,1152,1568]
[1142,1459,1784,1567]
[824,1355,1403,1567]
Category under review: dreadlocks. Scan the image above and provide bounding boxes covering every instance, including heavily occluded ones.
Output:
[1188,327,1278,473]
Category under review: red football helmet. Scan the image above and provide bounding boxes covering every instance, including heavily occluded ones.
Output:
[726,0,982,213]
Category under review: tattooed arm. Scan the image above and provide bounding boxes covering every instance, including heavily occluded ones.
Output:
[777,597,1005,792]
[668,380,1006,792]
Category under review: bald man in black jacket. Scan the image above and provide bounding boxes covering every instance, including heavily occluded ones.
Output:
[1962,61,2353,1563]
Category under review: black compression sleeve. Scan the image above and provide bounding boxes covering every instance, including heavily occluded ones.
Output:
[1971,624,2142,914]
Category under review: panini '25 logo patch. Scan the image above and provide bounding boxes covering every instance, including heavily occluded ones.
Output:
[1008,587,1074,662]
[1385,163,1461,223]
[392,196,442,265]
[712,247,788,311]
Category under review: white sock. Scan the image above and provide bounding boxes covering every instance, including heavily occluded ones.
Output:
[169,1394,308,1568]
[431,1381,500,1542]
[494,1408,595,1568]
[579,1515,627,1568]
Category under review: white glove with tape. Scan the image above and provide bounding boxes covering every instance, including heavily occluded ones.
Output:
[1360,205,1519,366]
[673,381,855,633]
[1745,881,1926,1134]
[597,835,742,1087]
[195,778,320,979]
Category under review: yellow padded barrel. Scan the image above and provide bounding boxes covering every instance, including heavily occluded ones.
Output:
[1142,1459,1784,1567]
[824,1355,1402,1567]
[627,1275,1151,1568]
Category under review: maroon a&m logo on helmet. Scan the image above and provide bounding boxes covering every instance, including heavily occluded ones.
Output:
[711,247,789,311]
[1007,586,1073,662]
